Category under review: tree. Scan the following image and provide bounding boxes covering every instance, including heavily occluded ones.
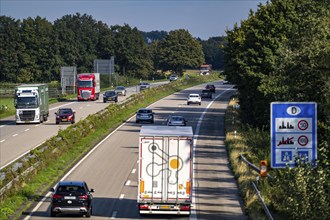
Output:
[0,16,22,82]
[112,24,153,79]
[200,36,226,70]
[156,29,204,75]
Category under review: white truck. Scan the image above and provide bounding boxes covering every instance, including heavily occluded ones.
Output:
[14,84,49,124]
[138,126,193,215]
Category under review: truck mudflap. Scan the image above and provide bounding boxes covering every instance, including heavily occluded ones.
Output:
[138,203,191,215]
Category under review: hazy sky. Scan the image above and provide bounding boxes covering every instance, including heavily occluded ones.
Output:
[1,0,267,40]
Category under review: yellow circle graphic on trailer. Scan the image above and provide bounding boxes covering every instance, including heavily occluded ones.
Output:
[170,158,180,169]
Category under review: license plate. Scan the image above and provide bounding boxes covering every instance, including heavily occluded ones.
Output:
[108,98,113,100]
[25,121,30,123]
[64,196,76,200]
[62,119,68,121]
[160,205,171,209]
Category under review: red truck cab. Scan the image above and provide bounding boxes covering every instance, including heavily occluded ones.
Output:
[77,73,100,101]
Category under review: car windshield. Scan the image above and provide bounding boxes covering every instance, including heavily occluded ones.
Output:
[140,82,149,85]
[116,86,124,90]
[105,91,116,96]
[58,109,72,114]
[138,109,151,114]
[77,80,93,88]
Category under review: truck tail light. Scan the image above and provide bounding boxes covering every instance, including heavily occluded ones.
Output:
[140,181,144,193]
[186,181,190,194]
[180,205,190,211]
[139,204,149,210]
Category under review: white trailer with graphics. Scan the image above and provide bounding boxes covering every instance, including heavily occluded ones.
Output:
[138,126,193,215]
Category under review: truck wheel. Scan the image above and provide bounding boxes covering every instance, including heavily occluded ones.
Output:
[50,211,56,217]
[199,102,201,105]
[103,100,106,103]
[56,121,59,125]
[187,102,190,105]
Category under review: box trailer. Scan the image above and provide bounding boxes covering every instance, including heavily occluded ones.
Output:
[138,126,193,215]
[14,84,49,124]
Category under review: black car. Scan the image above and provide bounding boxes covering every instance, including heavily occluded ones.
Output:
[205,84,216,93]
[200,89,212,99]
[55,108,75,124]
[136,108,154,123]
[50,181,95,217]
[103,90,118,103]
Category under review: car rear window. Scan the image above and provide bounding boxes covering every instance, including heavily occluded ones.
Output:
[190,95,199,98]
[59,109,72,114]
[138,109,151,113]
[57,185,85,194]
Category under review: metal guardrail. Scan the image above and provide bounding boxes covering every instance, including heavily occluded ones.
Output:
[252,181,274,220]
[239,154,274,220]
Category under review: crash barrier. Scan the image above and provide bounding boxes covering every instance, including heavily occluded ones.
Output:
[0,75,219,201]
[239,154,274,220]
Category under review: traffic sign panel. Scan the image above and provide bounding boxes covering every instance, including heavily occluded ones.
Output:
[271,102,317,168]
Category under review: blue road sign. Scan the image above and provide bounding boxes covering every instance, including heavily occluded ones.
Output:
[271,102,317,168]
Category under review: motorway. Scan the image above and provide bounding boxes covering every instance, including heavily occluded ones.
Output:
[0,83,166,170]
[19,82,247,219]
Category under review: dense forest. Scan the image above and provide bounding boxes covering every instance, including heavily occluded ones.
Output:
[224,0,329,218]
[0,14,225,83]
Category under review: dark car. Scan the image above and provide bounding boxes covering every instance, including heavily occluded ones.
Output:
[103,90,118,103]
[55,108,75,124]
[139,82,150,91]
[166,115,187,126]
[205,84,216,93]
[201,89,212,99]
[50,181,95,217]
[136,108,154,123]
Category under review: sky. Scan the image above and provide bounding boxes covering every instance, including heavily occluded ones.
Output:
[1,0,267,40]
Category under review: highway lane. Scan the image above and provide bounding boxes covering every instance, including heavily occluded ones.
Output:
[22,82,247,219]
[0,82,166,169]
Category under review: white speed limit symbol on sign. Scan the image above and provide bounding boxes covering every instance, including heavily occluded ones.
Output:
[298,120,308,130]
[298,135,308,146]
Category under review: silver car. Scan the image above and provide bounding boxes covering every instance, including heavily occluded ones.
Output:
[136,108,154,123]
[115,86,127,96]
[166,115,187,126]
[169,74,178,81]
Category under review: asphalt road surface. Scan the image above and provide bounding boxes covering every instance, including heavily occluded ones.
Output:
[20,81,247,220]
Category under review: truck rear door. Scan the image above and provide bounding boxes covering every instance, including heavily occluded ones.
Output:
[139,136,192,202]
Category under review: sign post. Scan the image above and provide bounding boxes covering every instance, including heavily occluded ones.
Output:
[271,102,317,168]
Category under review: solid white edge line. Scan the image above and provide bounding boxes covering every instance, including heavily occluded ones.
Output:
[0,139,5,143]
[125,180,131,186]
[119,194,125,200]
[190,87,234,220]
[132,169,136,174]
[12,134,18,137]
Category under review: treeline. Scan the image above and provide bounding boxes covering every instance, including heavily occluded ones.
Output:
[224,0,329,218]
[0,13,225,83]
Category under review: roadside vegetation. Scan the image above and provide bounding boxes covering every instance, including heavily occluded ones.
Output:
[0,74,220,220]
[224,1,329,219]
